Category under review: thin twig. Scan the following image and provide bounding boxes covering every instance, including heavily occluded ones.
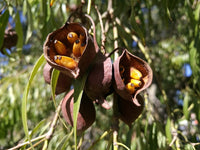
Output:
[88,129,111,150]
[113,131,118,150]
[95,5,106,54]
[106,47,124,58]
[107,0,118,59]
[8,135,46,150]
[107,0,120,150]
[45,99,62,140]
[8,99,63,150]
[26,138,46,150]
[116,142,131,150]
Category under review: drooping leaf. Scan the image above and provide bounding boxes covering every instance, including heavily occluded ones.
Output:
[22,54,45,144]
[130,1,145,45]
[0,9,9,49]
[165,117,172,144]
[183,92,190,120]
[51,69,60,107]
[29,119,48,139]
[73,72,88,150]
[15,11,23,50]
[25,1,33,43]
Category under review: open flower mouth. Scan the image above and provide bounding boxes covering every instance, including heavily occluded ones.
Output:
[43,22,97,78]
[113,49,153,106]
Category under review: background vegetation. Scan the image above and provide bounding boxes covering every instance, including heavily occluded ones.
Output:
[0,0,200,149]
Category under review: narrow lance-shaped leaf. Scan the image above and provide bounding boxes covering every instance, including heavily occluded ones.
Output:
[51,69,60,107]
[15,11,23,50]
[0,9,9,49]
[22,54,45,144]
[183,92,190,120]
[73,72,88,150]
[25,1,33,43]
[165,117,172,144]
[130,0,145,44]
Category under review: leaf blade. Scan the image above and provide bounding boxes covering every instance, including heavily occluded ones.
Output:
[0,9,9,49]
[73,73,88,150]
[21,54,45,143]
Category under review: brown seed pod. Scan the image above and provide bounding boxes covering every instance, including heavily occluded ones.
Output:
[113,49,153,106]
[118,94,144,127]
[43,63,72,95]
[0,27,18,54]
[61,89,96,135]
[43,22,97,78]
[84,52,112,109]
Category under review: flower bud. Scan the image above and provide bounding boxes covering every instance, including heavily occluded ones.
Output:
[118,94,144,127]
[43,22,97,78]
[113,49,153,106]
[43,63,72,95]
[84,52,112,109]
[61,89,96,135]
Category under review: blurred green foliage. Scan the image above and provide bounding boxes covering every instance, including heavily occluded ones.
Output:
[0,0,200,149]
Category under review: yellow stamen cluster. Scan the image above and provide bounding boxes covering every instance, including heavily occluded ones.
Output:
[120,65,143,94]
[52,32,86,69]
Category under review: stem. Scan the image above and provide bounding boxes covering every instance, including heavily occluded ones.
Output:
[95,5,106,54]
[8,135,46,150]
[87,0,91,14]
[107,1,120,150]
[112,93,119,150]
[45,99,62,140]
[8,99,63,150]
[113,131,118,150]
[88,130,111,150]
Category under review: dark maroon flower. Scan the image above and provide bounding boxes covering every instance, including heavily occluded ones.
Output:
[84,52,112,109]
[118,94,144,127]
[43,63,72,95]
[113,49,153,106]
[61,89,96,135]
[0,27,18,54]
[43,22,97,78]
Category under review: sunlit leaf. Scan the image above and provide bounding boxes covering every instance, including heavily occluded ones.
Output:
[50,0,57,7]
[22,54,45,144]
[165,117,172,144]
[73,72,88,150]
[25,1,33,43]
[183,92,190,120]
[29,119,47,138]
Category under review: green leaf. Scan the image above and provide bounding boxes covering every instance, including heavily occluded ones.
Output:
[125,126,133,148]
[183,92,190,120]
[15,11,23,50]
[149,123,158,150]
[73,73,88,150]
[194,3,200,22]
[21,54,45,144]
[50,0,57,7]
[165,117,172,144]
[0,9,9,49]
[51,69,60,107]
[29,119,47,138]
[25,1,33,43]
[130,2,145,44]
